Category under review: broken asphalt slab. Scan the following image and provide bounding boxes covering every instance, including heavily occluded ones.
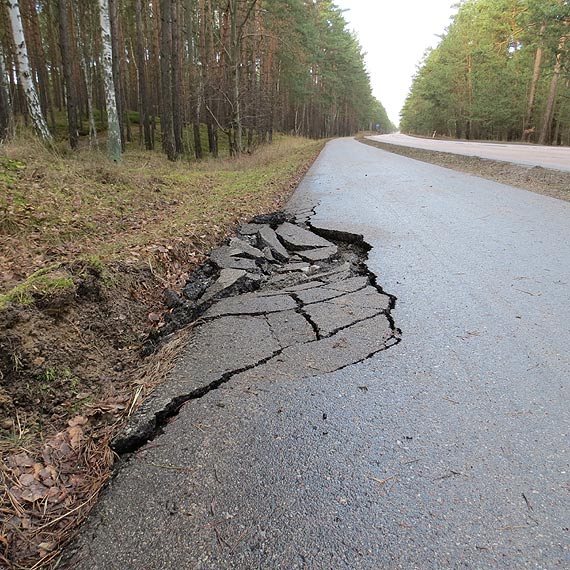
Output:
[63,210,401,567]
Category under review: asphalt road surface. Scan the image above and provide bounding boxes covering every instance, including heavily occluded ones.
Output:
[369,133,570,172]
[66,139,569,569]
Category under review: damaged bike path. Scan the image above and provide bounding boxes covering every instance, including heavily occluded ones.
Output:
[65,139,569,569]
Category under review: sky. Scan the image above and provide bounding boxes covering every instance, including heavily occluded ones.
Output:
[334,0,458,126]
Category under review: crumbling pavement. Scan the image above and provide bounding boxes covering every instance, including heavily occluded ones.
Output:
[112,212,400,455]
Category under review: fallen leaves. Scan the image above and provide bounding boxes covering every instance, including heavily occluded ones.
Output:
[1,415,113,565]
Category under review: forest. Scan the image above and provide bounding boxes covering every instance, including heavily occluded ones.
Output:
[401,0,570,145]
[0,0,394,161]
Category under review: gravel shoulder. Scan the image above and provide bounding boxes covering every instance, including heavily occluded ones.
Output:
[359,137,570,203]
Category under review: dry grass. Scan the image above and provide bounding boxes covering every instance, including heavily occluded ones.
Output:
[1,134,323,294]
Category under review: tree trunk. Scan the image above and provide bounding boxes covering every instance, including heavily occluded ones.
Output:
[108,0,125,148]
[98,0,122,161]
[58,0,79,149]
[538,35,566,146]
[171,0,183,155]
[72,1,98,147]
[6,0,51,141]
[135,0,152,149]
[523,24,546,141]
[25,0,55,130]
[0,42,14,141]
[160,0,176,160]
[229,0,241,154]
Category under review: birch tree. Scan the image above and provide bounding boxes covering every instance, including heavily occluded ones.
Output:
[99,0,122,161]
[6,0,51,141]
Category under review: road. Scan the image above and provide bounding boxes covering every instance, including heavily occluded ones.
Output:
[369,132,570,172]
[65,139,570,569]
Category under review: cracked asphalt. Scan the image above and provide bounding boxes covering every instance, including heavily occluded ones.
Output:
[65,138,569,569]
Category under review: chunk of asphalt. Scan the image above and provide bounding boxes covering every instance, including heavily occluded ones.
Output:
[235,313,394,384]
[275,222,334,250]
[303,286,391,337]
[183,279,210,301]
[266,310,316,348]
[297,245,338,262]
[250,211,293,227]
[112,315,280,453]
[163,288,183,308]
[321,270,352,283]
[229,237,265,259]
[295,284,350,305]
[276,262,311,273]
[204,292,297,318]
[210,246,259,271]
[262,246,276,262]
[258,280,325,297]
[323,275,370,293]
[238,223,265,235]
[198,268,247,303]
[257,225,290,262]
[311,262,352,281]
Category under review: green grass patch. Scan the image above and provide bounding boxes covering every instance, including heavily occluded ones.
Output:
[0,265,74,309]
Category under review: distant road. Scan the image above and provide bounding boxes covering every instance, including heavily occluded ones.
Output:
[369,133,570,172]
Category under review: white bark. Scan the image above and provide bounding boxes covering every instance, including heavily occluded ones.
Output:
[6,0,51,141]
[98,0,121,161]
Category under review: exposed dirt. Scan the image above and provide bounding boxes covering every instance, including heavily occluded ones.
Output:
[359,137,570,203]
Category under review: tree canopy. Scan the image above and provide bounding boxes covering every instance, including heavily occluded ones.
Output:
[0,0,394,158]
[401,0,570,145]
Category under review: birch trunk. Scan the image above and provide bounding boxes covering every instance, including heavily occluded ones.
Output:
[6,0,51,141]
[99,0,122,161]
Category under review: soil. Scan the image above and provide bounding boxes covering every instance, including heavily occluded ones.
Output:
[0,262,151,427]
[359,137,570,203]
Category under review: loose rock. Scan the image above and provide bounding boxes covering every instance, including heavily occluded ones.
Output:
[257,226,290,262]
[297,245,338,262]
[229,237,265,259]
[275,222,334,250]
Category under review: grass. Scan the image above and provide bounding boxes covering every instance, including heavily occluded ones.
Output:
[0,133,323,298]
[0,265,73,309]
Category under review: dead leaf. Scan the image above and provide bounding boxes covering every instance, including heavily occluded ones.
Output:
[68,415,88,427]
[13,453,34,468]
[38,541,57,552]
[68,426,83,449]
[20,484,49,503]
[19,474,36,487]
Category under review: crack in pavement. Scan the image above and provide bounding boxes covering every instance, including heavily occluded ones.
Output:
[111,213,401,456]
[290,292,323,341]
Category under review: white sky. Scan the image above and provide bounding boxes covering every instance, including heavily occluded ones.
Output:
[334,0,458,126]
